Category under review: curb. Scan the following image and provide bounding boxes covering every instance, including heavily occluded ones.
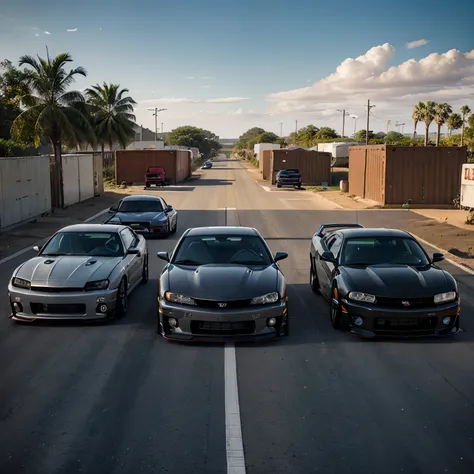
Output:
[0,208,110,266]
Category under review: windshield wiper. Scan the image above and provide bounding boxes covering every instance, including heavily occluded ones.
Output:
[229,260,266,265]
[174,259,202,266]
[42,253,71,256]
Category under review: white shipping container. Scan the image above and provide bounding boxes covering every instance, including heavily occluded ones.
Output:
[62,154,95,207]
[254,143,280,161]
[460,163,474,208]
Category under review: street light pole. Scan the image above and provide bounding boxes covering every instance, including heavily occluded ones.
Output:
[280,122,283,137]
[147,108,167,140]
[337,109,350,138]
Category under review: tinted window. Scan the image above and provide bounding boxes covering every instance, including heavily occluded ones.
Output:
[41,232,124,257]
[172,234,273,266]
[118,199,164,213]
[120,229,135,249]
[330,237,342,257]
[341,236,430,266]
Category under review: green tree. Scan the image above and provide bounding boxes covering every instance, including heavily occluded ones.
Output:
[384,131,404,144]
[354,129,373,142]
[447,113,463,136]
[86,82,136,155]
[0,59,32,106]
[248,131,280,148]
[316,127,338,140]
[434,102,452,146]
[460,105,471,146]
[167,125,221,158]
[295,125,319,147]
[420,101,437,146]
[412,102,424,140]
[11,52,95,207]
[235,127,265,149]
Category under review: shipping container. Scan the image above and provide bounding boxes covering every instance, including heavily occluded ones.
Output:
[254,143,280,162]
[115,149,191,185]
[348,145,467,205]
[267,149,331,185]
[0,156,52,230]
[62,154,95,207]
[261,149,273,179]
[461,163,474,208]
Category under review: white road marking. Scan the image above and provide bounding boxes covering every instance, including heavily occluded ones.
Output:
[225,343,246,474]
[0,208,109,266]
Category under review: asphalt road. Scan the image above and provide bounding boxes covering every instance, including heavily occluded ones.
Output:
[1,156,473,474]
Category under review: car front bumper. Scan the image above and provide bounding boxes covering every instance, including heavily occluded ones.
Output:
[8,284,120,321]
[124,222,170,236]
[339,298,460,338]
[158,298,288,342]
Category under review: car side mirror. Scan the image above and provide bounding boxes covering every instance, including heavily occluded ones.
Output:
[157,251,170,262]
[127,248,140,255]
[274,251,288,262]
[33,245,40,252]
[432,252,444,263]
[321,251,338,265]
[165,205,173,212]
[109,206,118,213]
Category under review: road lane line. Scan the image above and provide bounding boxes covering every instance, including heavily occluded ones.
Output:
[225,343,246,474]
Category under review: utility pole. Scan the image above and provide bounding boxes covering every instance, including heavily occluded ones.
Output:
[386,120,391,134]
[365,100,376,145]
[280,122,283,137]
[147,108,167,140]
[161,122,164,133]
[395,122,405,135]
[295,120,298,135]
[337,109,350,138]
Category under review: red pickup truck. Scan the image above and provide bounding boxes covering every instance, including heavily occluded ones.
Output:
[145,167,167,187]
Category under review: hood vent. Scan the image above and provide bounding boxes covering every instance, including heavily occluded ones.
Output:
[43,260,55,265]
[86,260,97,266]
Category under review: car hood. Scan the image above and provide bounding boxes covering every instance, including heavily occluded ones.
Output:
[166,263,278,300]
[112,211,167,222]
[15,256,122,287]
[340,264,451,298]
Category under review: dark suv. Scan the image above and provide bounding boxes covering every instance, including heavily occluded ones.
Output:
[276,168,302,189]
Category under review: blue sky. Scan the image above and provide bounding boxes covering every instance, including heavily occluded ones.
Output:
[1,0,473,138]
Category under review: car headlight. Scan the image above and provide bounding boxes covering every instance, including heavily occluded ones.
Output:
[154,214,168,222]
[84,279,110,291]
[348,292,377,304]
[165,292,197,306]
[250,292,279,305]
[434,291,456,304]
[12,277,31,290]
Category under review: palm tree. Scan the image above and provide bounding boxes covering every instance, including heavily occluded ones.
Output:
[412,102,424,140]
[421,101,437,146]
[85,82,137,157]
[447,113,463,136]
[434,103,452,146]
[10,52,94,207]
[460,105,471,146]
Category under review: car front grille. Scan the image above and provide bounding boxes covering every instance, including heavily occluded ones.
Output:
[31,286,84,293]
[374,317,438,331]
[375,296,435,309]
[122,222,150,231]
[30,303,86,315]
[191,320,255,335]
[194,298,252,309]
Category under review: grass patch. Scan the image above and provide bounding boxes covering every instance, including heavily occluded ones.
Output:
[306,185,340,192]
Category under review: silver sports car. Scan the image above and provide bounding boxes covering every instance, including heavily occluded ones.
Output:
[156,226,289,341]
[8,223,148,322]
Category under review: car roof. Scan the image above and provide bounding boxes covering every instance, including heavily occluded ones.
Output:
[338,228,412,238]
[121,195,162,201]
[185,226,258,236]
[58,223,127,233]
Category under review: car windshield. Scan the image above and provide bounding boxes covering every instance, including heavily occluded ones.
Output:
[118,200,164,213]
[340,236,430,266]
[41,232,125,257]
[172,234,273,266]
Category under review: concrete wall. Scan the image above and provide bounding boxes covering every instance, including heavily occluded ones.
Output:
[0,156,51,231]
[62,154,95,207]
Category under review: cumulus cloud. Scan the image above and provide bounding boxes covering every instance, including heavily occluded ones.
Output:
[406,39,429,49]
[44,31,51,35]
[267,43,474,116]
[66,28,78,32]
[140,97,248,104]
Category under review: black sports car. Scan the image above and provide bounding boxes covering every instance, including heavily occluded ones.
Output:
[309,223,460,338]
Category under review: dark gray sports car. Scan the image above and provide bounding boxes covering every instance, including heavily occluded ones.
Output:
[156,226,289,341]
[105,195,178,236]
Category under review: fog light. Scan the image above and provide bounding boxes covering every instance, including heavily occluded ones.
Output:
[99,304,108,313]
[352,316,364,327]
[97,297,106,303]
[168,317,178,327]
[13,302,22,312]
[267,317,277,327]
[442,316,452,326]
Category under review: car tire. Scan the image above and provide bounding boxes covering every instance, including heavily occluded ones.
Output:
[115,278,128,318]
[310,258,320,292]
[141,254,149,284]
[330,285,342,329]
[145,181,150,188]
[277,183,281,188]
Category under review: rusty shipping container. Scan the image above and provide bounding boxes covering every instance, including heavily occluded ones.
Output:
[348,145,467,205]
[267,149,331,185]
[115,149,191,185]
[261,149,273,180]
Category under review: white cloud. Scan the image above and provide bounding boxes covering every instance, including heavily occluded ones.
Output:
[140,97,249,104]
[34,33,40,37]
[66,28,78,32]
[201,85,211,89]
[31,27,39,31]
[406,39,429,49]
[44,31,51,35]
[186,76,195,79]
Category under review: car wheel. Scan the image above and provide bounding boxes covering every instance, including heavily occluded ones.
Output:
[141,254,149,284]
[277,183,281,188]
[115,278,128,318]
[310,259,320,292]
[330,286,342,329]
[145,181,149,188]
